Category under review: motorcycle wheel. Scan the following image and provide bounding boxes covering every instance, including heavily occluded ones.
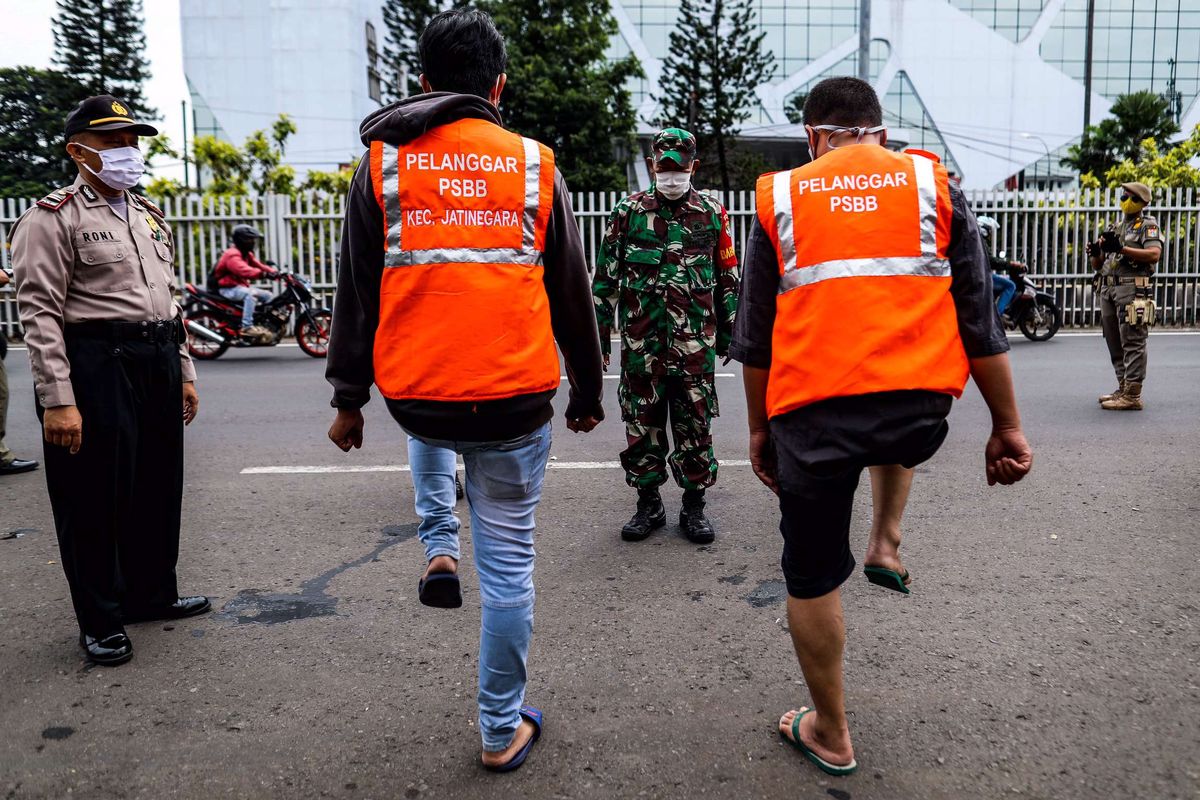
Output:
[1019,297,1062,341]
[296,310,332,358]
[186,311,231,360]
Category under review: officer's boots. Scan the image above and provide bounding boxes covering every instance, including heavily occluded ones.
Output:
[680,489,716,544]
[621,488,667,541]
[1098,380,1126,404]
[1101,381,1143,410]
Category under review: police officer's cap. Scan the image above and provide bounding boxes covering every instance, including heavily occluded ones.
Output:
[232,224,265,241]
[64,95,159,139]
[1120,182,1151,205]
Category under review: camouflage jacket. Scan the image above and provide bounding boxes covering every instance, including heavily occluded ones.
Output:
[593,188,739,376]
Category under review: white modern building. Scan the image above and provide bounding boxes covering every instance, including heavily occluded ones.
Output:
[180,0,386,176]
[180,0,1199,190]
[611,0,1200,190]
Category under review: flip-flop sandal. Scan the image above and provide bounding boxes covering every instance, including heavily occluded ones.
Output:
[864,566,911,594]
[484,705,543,773]
[418,572,462,608]
[780,709,858,777]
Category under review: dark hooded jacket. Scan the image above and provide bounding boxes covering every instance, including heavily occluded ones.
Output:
[325,93,604,442]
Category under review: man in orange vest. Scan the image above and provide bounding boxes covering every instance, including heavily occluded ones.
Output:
[324,9,604,772]
[730,77,1033,775]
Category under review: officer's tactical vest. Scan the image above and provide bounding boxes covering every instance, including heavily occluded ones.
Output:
[368,118,560,402]
[755,145,969,418]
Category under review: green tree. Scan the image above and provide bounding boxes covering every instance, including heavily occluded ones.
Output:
[145,116,359,200]
[380,0,468,102]
[658,0,775,192]
[301,160,360,195]
[52,0,154,116]
[0,67,89,196]
[784,92,806,125]
[1081,126,1200,191]
[480,0,641,192]
[1062,90,1179,179]
[148,115,300,198]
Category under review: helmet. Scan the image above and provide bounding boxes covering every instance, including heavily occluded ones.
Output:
[231,224,264,246]
[976,215,999,241]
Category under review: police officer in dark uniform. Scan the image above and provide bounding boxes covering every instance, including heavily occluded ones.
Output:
[11,95,210,666]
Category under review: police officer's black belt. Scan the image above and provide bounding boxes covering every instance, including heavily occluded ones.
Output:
[65,318,185,344]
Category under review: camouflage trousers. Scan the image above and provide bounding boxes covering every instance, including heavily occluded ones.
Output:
[618,372,719,491]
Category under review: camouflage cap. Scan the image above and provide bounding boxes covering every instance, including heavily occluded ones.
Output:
[1121,181,1151,205]
[653,128,697,166]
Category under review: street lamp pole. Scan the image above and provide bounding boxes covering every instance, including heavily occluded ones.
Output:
[858,0,871,81]
[1020,132,1051,189]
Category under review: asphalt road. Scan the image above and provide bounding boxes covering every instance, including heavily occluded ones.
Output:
[1,333,1198,800]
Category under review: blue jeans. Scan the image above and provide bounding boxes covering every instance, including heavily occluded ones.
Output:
[218,286,272,328]
[408,422,552,752]
[993,273,1017,315]
[407,435,461,561]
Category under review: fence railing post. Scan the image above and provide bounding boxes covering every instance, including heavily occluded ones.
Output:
[2,188,1199,337]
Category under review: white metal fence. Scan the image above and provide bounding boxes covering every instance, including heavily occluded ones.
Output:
[3,188,1199,337]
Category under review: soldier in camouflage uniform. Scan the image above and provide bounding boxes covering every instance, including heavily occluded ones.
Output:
[1088,181,1163,411]
[593,128,740,544]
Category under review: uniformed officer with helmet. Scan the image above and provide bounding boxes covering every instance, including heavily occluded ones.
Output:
[1088,181,1163,411]
[11,95,210,667]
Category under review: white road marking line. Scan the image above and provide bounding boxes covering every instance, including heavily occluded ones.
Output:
[1008,331,1200,337]
[564,373,737,380]
[242,460,753,475]
[7,332,1199,354]
[3,343,305,351]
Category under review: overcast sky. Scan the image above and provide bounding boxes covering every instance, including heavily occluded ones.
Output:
[0,0,190,180]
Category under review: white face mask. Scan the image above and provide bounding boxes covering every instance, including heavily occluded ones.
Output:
[77,144,145,190]
[655,171,692,200]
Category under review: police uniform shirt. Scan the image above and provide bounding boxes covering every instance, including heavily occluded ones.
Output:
[11,175,196,408]
[1106,215,1165,277]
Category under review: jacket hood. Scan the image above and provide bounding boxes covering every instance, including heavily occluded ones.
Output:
[359,92,503,147]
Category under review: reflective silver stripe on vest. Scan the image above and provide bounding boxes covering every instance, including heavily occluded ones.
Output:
[522,137,541,250]
[911,153,938,257]
[385,248,543,267]
[778,255,950,294]
[379,143,403,257]
[773,169,797,273]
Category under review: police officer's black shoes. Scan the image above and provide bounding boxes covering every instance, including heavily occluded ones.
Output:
[622,488,667,541]
[123,595,212,623]
[680,489,715,544]
[0,458,39,475]
[80,631,133,666]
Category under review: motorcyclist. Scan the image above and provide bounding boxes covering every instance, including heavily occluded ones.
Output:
[977,215,1024,317]
[215,224,278,339]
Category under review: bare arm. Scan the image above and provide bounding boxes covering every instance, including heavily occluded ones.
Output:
[742,365,779,495]
[968,353,1033,486]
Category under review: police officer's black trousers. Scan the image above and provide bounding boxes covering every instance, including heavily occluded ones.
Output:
[38,334,183,637]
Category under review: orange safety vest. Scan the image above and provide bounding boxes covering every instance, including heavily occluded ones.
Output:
[755,144,969,419]
[368,118,560,402]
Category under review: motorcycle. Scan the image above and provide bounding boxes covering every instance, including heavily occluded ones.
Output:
[994,256,1062,341]
[183,271,332,360]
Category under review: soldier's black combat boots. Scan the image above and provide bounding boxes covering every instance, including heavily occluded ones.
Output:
[621,488,667,541]
[680,489,715,544]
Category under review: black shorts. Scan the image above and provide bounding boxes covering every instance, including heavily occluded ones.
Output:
[771,391,952,599]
